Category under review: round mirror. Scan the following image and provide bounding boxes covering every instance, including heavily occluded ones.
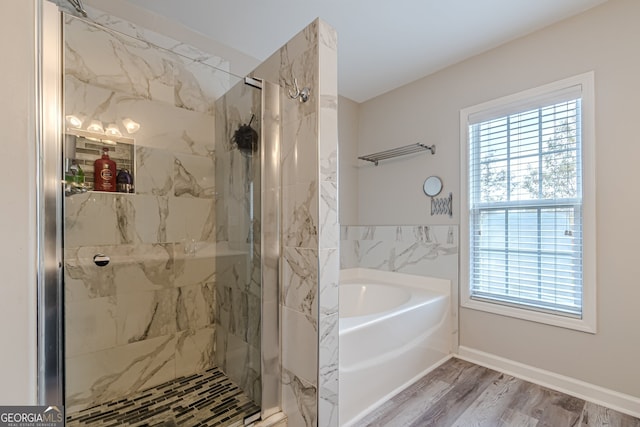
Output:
[423,176,443,197]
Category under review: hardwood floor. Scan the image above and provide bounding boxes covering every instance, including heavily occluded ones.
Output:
[356,358,640,427]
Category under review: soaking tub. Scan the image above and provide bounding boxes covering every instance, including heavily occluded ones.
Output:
[339,268,451,426]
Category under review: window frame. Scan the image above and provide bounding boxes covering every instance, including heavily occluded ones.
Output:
[460,72,597,333]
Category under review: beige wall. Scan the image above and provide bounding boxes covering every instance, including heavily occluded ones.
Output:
[356,66,460,226]
[338,95,359,225]
[0,0,38,404]
[356,0,640,398]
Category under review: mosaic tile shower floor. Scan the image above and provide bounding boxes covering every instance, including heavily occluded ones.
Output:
[66,366,260,427]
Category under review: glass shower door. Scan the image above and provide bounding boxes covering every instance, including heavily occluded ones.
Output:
[61,13,264,425]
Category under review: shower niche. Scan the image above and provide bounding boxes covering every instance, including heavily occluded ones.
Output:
[64,127,136,195]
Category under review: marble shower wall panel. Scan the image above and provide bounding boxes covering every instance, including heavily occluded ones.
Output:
[318,311,339,427]
[166,197,216,243]
[173,152,215,198]
[64,192,217,248]
[66,333,178,412]
[282,247,319,324]
[281,112,318,250]
[340,224,459,351]
[63,14,231,412]
[64,243,171,302]
[254,18,339,427]
[65,76,217,157]
[213,79,262,405]
[214,81,262,248]
[174,327,216,378]
[317,20,339,427]
[282,368,318,427]
[65,296,117,356]
[64,15,233,113]
[277,35,317,413]
[254,20,320,427]
[65,2,237,74]
[64,243,220,411]
[65,193,123,248]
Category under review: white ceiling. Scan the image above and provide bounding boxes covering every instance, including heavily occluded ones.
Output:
[114,0,606,102]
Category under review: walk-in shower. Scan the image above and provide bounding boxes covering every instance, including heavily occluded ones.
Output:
[40,5,281,425]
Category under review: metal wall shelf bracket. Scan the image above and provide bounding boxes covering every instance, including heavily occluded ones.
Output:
[358,143,435,166]
[431,192,453,217]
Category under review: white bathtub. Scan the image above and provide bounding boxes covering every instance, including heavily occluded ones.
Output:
[339,268,451,426]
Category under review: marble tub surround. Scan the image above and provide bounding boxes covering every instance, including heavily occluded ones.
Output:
[341,225,457,275]
[341,225,459,351]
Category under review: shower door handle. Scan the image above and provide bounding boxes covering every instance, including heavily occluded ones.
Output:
[93,254,110,267]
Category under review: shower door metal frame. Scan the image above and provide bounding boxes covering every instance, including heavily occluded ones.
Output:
[36,2,284,418]
[36,0,64,406]
[260,80,282,418]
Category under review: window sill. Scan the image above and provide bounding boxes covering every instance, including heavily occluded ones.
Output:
[461,297,597,334]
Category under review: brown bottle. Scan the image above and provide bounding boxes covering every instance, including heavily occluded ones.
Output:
[93,147,117,192]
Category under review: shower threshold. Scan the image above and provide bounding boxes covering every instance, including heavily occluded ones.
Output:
[66,366,260,427]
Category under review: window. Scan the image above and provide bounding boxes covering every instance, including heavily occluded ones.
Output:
[460,73,596,332]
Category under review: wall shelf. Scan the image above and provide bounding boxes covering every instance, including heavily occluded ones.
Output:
[358,143,435,166]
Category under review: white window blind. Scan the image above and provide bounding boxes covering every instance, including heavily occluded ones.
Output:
[468,93,583,317]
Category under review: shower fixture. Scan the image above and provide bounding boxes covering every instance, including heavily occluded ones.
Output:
[67,0,87,17]
[288,77,310,103]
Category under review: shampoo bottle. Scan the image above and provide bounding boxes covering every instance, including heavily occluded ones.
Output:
[94,147,117,192]
[116,169,134,193]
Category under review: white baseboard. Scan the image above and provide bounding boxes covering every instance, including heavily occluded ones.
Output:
[456,346,640,419]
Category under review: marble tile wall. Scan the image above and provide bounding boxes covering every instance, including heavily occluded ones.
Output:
[61,7,340,425]
[213,79,263,405]
[63,12,234,108]
[254,18,339,427]
[341,225,459,351]
[63,16,240,412]
[317,20,340,427]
